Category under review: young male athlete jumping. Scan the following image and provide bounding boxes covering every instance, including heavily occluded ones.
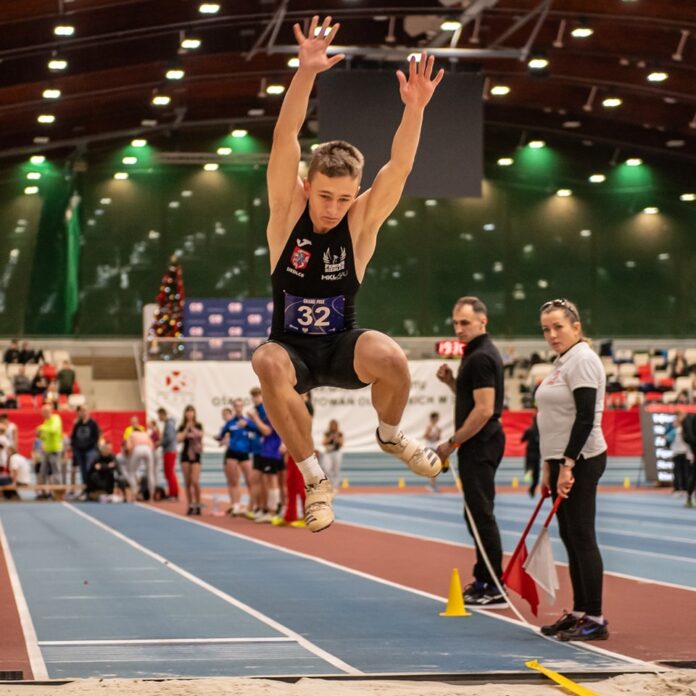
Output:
[252,15,444,532]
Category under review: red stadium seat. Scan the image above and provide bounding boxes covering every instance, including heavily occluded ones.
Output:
[17,394,34,409]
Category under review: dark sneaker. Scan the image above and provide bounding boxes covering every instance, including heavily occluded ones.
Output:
[541,611,579,636]
[463,581,485,604]
[465,583,508,609]
[557,617,609,642]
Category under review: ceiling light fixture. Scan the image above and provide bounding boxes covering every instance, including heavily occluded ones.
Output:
[490,85,510,96]
[122,156,138,165]
[266,84,285,95]
[528,57,549,70]
[37,114,55,124]
[26,172,41,180]
[571,26,593,38]
[42,88,61,99]
[440,20,462,31]
[287,57,300,68]
[528,140,546,149]
[647,71,668,82]
[642,207,659,214]
[180,38,201,50]
[217,147,232,155]
[48,58,68,71]
[166,69,185,80]
[626,157,642,166]
[54,25,75,36]
[497,157,514,166]
[204,163,219,171]
[231,129,247,138]
[602,97,622,108]
[131,138,147,147]
[198,3,220,13]
[113,172,129,180]
[152,95,171,106]
[556,189,572,197]
[589,174,606,183]
[30,155,46,164]
[24,186,39,195]
[680,193,695,202]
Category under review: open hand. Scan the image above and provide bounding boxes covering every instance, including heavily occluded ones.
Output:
[293,15,345,74]
[396,53,444,109]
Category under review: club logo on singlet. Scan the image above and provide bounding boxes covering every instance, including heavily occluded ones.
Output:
[322,246,348,280]
[290,246,311,272]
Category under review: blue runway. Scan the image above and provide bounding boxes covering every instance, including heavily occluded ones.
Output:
[332,492,696,589]
[0,502,641,679]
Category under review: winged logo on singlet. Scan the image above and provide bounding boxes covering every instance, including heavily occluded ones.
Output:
[323,246,346,273]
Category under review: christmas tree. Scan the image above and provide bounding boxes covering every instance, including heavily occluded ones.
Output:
[149,255,185,359]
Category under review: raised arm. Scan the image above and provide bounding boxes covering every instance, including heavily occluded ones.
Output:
[353,54,444,259]
[266,17,344,247]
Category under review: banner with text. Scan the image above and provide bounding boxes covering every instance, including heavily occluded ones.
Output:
[145,360,456,453]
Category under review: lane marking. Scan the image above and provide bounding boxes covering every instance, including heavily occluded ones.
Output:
[138,504,649,668]
[63,503,360,676]
[335,518,696,594]
[39,637,294,646]
[0,518,48,679]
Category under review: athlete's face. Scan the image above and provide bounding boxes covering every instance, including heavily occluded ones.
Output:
[304,173,360,233]
[451,304,487,345]
[540,309,581,354]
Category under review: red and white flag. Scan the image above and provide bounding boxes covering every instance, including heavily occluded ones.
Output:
[524,526,559,604]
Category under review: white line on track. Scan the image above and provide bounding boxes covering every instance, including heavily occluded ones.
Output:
[335,518,696,594]
[137,503,651,668]
[63,503,361,676]
[0,518,48,679]
[39,637,295,646]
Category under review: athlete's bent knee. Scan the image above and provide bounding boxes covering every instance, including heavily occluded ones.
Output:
[252,346,290,382]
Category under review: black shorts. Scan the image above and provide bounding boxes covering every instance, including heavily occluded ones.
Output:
[266,329,370,394]
[225,449,250,462]
[254,455,285,474]
[180,453,201,465]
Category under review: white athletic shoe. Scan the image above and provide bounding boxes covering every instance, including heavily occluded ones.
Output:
[304,478,334,533]
[376,429,442,477]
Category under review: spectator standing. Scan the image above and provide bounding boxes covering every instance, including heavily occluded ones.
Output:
[157,408,180,500]
[670,350,690,380]
[521,412,541,498]
[123,415,144,443]
[37,404,63,490]
[535,298,609,642]
[177,405,203,515]
[322,419,344,490]
[70,406,101,485]
[435,296,507,608]
[3,340,20,364]
[12,366,33,395]
[423,411,442,492]
[0,414,18,450]
[126,428,156,500]
[57,361,76,396]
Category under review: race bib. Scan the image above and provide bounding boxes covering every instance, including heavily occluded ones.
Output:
[284,293,345,334]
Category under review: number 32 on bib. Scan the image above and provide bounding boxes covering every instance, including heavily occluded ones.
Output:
[284,293,346,335]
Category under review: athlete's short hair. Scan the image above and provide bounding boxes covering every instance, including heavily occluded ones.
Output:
[453,296,488,316]
[307,140,364,181]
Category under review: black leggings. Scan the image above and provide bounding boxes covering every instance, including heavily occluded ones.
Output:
[549,452,607,616]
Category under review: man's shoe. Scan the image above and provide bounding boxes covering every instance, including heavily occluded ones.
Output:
[463,581,485,604]
[254,512,273,523]
[466,583,508,609]
[541,611,580,636]
[376,430,442,477]
[556,617,609,642]
[304,478,334,533]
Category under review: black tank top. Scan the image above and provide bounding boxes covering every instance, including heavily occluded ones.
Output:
[270,204,361,338]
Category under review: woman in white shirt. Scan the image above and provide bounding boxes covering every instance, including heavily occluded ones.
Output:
[534,298,608,642]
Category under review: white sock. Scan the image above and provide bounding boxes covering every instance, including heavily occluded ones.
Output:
[296,454,324,483]
[267,488,280,514]
[378,420,400,442]
[586,614,604,624]
[571,611,584,619]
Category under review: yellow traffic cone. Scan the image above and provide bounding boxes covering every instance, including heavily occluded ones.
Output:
[341,478,349,489]
[398,477,405,489]
[623,477,631,489]
[440,568,471,617]
[512,477,519,489]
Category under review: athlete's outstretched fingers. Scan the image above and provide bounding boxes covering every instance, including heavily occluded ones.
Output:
[293,23,305,44]
[425,54,435,80]
[396,69,407,89]
[432,67,445,87]
[320,15,332,36]
[326,21,340,44]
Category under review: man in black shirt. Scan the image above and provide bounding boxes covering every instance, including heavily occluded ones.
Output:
[436,296,507,608]
[3,340,20,365]
[70,406,101,484]
[251,15,444,533]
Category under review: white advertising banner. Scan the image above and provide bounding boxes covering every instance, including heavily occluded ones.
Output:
[145,360,455,453]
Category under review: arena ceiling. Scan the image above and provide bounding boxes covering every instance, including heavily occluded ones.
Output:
[1,0,695,168]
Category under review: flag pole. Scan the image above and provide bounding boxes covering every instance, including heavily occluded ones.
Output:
[542,495,563,528]
[503,489,549,579]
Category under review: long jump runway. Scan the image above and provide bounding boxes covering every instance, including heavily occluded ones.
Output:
[0,501,644,680]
